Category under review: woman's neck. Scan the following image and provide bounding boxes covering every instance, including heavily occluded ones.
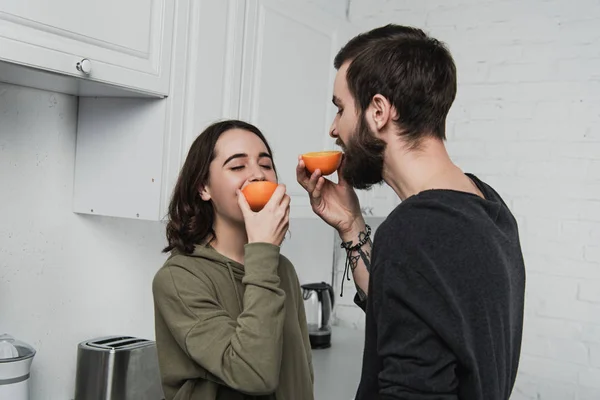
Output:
[209,215,247,265]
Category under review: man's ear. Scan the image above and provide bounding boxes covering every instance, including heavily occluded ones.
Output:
[199,185,211,201]
[370,94,397,131]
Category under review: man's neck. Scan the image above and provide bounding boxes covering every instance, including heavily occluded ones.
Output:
[382,136,482,201]
[210,216,247,264]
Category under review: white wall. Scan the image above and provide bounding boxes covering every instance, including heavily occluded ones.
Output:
[348,0,600,399]
[0,2,348,399]
[0,83,167,398]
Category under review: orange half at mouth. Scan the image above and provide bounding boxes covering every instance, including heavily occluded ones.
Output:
[242,181,279,212]
[301,151,343,176]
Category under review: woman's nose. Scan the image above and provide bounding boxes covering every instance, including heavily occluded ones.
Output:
[248,164,266,182]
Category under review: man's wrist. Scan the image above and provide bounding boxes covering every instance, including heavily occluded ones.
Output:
[338,218,367,245]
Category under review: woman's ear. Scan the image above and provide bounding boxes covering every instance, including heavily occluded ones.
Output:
[199,185,211,201]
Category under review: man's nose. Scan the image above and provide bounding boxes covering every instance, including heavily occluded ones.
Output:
[329,121,337,138]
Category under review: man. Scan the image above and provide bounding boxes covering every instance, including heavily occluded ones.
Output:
[296,24,525,399]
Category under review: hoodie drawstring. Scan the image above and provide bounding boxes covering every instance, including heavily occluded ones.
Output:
[226,262,243,312]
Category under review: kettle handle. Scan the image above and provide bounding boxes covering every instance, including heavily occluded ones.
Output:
[326,282,334,308]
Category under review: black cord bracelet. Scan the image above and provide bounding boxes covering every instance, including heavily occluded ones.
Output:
[339,224,371,296]
[340,224,372,251]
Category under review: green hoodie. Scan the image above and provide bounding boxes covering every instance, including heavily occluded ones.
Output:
[152,242,314,400]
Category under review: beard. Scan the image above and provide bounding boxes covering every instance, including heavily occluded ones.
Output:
[339,114,387,190]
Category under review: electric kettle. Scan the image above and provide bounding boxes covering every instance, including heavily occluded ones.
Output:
[301,282,334,349]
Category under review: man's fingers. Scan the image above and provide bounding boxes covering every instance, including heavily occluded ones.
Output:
[296,156,310,188]
[312,177,325,200]
[337,154,349,187]
[306,169,322,193]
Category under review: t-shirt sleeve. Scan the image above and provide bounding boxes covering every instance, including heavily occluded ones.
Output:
[354,292,367,311]
[372,258,460,400]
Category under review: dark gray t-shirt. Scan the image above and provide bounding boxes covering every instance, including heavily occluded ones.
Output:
[355,174,526,400]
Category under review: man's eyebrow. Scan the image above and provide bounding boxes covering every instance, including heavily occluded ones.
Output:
[223,153,247,166]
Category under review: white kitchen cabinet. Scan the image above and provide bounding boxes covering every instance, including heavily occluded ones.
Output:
[0,0,174,97]
[72,0,359,221]
[239,0,353,217]
[73,0,194,220]
[74,0,234,220]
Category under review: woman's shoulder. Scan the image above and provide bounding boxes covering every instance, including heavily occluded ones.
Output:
[153,252,218,290]
[277,253,301,284]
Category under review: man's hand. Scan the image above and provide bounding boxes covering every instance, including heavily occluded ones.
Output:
[296,154,365,236]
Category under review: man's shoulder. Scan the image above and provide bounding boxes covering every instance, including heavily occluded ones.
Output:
[372,202,428,264]
[376,195,453,240]
[372,192,479,268]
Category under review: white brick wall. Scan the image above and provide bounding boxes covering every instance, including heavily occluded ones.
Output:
[344,0,600,398]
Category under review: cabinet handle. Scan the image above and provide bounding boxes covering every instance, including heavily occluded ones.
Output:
[76,58,92,75]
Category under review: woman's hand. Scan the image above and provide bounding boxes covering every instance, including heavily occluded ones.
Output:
[238,184,290,246]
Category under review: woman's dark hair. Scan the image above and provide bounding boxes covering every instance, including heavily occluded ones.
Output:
[163,119,276,254]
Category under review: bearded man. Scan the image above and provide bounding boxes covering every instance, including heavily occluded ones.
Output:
[297,24,526,400]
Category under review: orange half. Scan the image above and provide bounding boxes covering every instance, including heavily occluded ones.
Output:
[242,181,279,212]
[301,151,343,176]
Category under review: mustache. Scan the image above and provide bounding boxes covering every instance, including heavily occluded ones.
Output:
[335,138,345,149]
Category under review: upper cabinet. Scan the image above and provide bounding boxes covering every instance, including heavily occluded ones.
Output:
[72,0,352,221]
[68,0,399,221]
[0,0,175,97]
[239,0,351,217]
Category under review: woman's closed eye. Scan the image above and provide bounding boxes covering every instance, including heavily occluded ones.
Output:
[231,164,272,171]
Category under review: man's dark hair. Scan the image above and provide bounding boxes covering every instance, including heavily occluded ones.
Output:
[334,24,457,144]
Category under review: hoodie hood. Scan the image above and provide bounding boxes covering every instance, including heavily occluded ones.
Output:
[190,244,245,278]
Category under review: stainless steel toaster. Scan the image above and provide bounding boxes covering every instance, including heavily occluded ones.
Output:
[74,335,164,400]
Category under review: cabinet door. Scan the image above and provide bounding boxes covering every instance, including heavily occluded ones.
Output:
[72,0,191,220]
[239,0,350,218]
[0,0,174,97]
[72,0,246,220]
[163,0,247,218]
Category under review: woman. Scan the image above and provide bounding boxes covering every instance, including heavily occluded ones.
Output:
[152,120,314,400]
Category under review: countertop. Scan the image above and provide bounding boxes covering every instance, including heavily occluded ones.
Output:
[311,326,365,400]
